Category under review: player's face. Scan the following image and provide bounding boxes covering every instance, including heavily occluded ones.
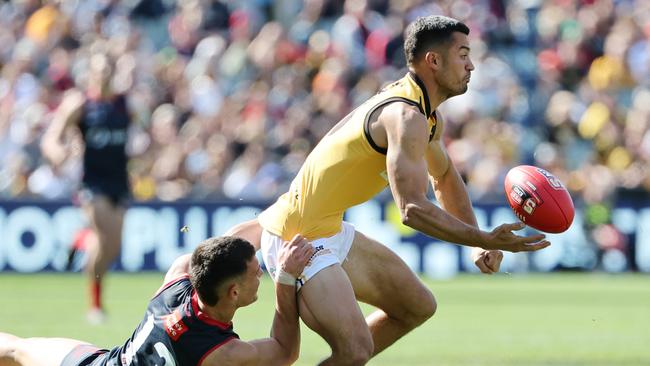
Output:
[237,257,263,307]
[437,32,474,97]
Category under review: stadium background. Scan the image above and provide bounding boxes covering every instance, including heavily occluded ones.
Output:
[0,0,649,365]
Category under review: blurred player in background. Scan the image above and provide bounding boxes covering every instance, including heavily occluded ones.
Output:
[228,15,551,365]
[0,235,314,366]
[41,53,130,323]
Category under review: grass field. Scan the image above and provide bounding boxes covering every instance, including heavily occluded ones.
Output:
[1,272,649,365]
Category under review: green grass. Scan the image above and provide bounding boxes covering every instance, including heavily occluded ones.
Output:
[1,273,649,365]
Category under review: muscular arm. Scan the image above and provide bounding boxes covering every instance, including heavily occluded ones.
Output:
[385,104,483,246]
[384,104,548,252]
[247,281,300,365]
[427,138,499,271]
[201,281,299,366]
[425,112,477,228]
[40,89,85,167]
[201,236,312,366]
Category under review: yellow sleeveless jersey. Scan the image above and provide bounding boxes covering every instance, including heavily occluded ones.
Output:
[258,72,438,240]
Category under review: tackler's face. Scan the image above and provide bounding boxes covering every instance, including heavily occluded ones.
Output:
[236,256,263,307]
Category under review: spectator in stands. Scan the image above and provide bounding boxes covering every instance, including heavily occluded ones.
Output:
[0,0,645,210]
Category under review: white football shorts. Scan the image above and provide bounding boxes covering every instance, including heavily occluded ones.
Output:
[260,221,355,290]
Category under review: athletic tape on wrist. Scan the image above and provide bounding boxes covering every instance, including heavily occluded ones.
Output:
[276,268,297,286]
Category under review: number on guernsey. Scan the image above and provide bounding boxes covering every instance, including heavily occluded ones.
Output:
[123,314,176,366]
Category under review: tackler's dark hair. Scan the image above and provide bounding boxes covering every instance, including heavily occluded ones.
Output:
[189,236,255,306]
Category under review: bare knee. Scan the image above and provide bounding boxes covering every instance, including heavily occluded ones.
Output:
[417,286,437,320]
[95,232,121,258]
[397,286,437,328]
[102,239,122,259]
[330,331,373,366]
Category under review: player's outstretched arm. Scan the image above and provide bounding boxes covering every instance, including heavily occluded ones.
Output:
[383,103,549,253]
[427,135,476,227]
[41,89,85,168]
[202,235,314,366]
[425,114,504,273]
[431,158,506,272]
[427,140,499,272]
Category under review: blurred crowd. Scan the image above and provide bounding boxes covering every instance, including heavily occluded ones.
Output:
[0,0,649,211]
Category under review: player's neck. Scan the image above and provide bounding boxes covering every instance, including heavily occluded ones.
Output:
[198,297,235,323]
[408,67,447,110]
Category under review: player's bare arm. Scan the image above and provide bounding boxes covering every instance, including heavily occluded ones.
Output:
[163,254,192,284]
[426,112,502,273]
[428,140,503,273]
[381,103,549,253]
[40,89,85,167]
[202,235,314,366]
[224,220,263,251]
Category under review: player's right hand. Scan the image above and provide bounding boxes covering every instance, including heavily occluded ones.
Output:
[277,234,315,278]
[481,222,551,252]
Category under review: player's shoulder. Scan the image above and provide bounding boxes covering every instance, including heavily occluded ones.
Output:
[379,101,429,139]
[200,338,258,366]
[153,273,191,299]
[380,100,426,123]
[163,254,191,284]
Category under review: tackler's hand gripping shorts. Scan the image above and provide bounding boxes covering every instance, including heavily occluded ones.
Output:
[260,222,355,290]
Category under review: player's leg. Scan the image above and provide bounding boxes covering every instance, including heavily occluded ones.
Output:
[260,224,373,365]
[298,265,374,366]
[0,333,91,366]
[224,219,262,251]
[342,230,437,355]
[82,194,125,317]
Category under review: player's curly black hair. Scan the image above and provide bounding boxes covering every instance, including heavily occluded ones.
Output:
[190,236,256,306]
[403,15,470,65]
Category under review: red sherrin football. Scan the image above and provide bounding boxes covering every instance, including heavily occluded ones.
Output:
[504,165,574,233]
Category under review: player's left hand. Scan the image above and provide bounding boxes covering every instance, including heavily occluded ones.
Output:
[472,248,503,274]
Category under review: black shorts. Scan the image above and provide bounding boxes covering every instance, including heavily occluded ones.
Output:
[60,345,109,366]
[79,182,129,207]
